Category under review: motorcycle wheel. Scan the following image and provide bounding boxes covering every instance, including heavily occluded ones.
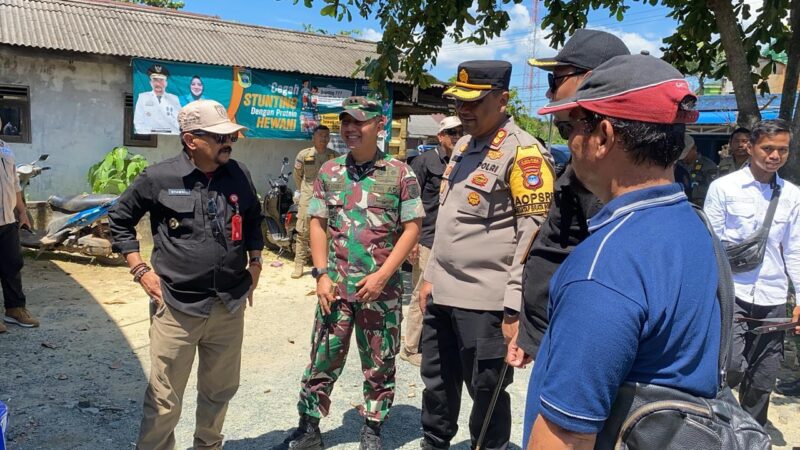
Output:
[261,221,280,251]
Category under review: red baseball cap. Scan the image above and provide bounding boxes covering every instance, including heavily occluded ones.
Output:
[538,54,699,124]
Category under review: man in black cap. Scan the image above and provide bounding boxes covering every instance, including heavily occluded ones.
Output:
[417,60,554,450]
[134,64,182,134]
[506,29,629,369]
[525,54,719,449]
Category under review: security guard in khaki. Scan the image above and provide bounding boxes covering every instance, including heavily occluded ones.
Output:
[418,60,555,450]
[292,126,337,278]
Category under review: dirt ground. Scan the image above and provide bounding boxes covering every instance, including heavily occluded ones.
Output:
[1,250,799,449]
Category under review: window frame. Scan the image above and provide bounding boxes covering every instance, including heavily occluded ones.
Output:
[0,85,32,144]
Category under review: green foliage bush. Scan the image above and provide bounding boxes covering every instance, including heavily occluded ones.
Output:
[87,146,148,194]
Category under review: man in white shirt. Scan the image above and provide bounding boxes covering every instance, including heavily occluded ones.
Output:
[0,137,38,333]
[704,118,800,426]
[133,64,181,134]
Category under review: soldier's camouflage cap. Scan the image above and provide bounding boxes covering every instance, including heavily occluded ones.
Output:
[339,96,383,121]
[443,60,512,102]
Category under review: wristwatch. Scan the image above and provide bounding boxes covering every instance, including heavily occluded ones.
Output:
[311,267,328,280]
[249,256,263,266]
[503,307,520,318]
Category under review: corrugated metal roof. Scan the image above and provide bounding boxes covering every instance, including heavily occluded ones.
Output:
[0,0,400,82]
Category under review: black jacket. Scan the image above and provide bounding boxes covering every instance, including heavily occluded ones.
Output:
[109,151,264,317]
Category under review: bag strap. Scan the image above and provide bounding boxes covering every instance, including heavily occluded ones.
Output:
[758,181,782,237]
[692,205,734,389]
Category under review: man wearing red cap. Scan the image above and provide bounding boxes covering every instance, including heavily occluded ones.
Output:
[525,54,721,449]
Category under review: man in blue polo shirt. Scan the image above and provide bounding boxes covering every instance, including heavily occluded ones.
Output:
[524,55,721,448]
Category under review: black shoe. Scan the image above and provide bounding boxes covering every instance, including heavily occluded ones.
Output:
[359,421,382,450]
[419,438,448,450]
[776,378,800,396]
[285,415,324,450]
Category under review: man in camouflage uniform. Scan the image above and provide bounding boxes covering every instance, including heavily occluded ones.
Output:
[418,60,554,450]
[677,134,718,206]
[292,125,337,278]
[284,96,424,450]
[718,127,751,176]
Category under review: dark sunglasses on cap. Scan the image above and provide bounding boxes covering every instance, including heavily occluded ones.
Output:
[548,70,588,93]
[193,130,239,144]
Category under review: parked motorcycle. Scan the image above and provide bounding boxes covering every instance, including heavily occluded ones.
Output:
[262,156,298,255]
[17,154,124,265]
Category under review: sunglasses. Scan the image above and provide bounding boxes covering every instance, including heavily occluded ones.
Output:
[207,197,223,237]
[444,128,464,137]
[548,70,588,93]
[193,131,239,144]
[554,117,596,140]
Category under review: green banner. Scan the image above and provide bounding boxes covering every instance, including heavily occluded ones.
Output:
[132,58,393,141]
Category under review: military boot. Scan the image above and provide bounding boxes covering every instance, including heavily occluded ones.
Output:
[291,263,304,279]
[285,415,323,450]
[359,420,382,450]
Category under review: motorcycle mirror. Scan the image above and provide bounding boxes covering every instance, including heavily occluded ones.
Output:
[38,154,49,161]
[282,157,289,164]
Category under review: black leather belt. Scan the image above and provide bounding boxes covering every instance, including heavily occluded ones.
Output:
[735,316,800,335]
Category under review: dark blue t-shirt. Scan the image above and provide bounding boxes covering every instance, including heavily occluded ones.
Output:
[523,183,720,442]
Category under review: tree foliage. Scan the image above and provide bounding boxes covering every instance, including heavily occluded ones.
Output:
[293,0,523,92]
[507,88,566,145]
[121,0,184,9]
[540,0,798,180]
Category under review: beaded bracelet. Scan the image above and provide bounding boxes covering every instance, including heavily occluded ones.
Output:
[129,262,147,275]
[133,266,151,283]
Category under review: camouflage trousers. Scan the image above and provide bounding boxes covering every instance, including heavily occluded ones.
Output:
[298,298,402,422]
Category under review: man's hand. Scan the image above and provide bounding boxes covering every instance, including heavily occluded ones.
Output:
[418,280,432,314]
[17,211,31,230]
[407,244,420,265]
[507,329,533,369]
[355,271,388,302]
[139,270,163,306]
[793,305,800,335]
[316,274,336,315]
[502,314,519,345]
[247,264,262,307]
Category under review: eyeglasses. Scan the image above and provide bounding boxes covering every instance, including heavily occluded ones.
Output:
[193,131,239,144]
[554,117,596,140]
[444,128,464,137]
[548,70,588,93]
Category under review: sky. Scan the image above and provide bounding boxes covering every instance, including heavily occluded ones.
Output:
[180,0,683,113]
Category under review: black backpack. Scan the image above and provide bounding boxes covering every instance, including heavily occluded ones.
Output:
[595,206,771,450]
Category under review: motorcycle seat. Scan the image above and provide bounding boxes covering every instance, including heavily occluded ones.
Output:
[48,194,118,213]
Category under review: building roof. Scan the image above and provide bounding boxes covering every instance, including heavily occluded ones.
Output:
[694,93,785,125]
[407,115,443,138]
[0,0,403,82]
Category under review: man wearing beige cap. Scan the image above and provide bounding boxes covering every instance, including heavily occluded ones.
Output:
[110,99,264,450]
[400,116,462,366]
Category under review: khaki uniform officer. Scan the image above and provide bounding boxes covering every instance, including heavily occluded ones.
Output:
[292,125,337,278]
[418,60,555,450]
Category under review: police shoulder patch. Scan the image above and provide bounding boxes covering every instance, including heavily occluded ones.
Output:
[489,128,508,150]
[509,144,555,217]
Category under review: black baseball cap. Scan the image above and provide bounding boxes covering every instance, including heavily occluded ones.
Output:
[528,29,630,71]
[443,60,512,102]
[538,54,699,124]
